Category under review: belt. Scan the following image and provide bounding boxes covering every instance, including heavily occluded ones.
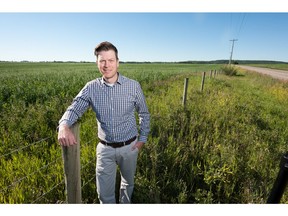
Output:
[99,136,137,148]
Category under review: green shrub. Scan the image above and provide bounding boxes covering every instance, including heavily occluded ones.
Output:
[221,65,238,76]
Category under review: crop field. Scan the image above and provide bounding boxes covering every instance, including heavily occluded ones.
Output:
[0,62,288,203]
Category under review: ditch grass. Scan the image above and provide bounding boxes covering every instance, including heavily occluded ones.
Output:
[134,67,288,203]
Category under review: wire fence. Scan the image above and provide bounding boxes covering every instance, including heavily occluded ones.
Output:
[0,137,51,159]
[0,133,98,203]
[0,157,61,194]
[1,69,223,204]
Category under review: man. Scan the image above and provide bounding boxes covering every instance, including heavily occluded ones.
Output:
[57,41,150,204]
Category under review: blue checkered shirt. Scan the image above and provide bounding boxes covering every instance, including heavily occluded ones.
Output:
[59,73,150,143]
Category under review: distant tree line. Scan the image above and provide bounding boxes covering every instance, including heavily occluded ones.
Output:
[1,60,287,64]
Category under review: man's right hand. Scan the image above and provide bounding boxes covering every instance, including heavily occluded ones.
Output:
[57,124,77,146]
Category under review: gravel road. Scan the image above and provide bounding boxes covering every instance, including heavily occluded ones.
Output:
[236,65,288,81]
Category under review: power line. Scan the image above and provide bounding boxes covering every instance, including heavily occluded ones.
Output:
[227,13,246,64]
[237,13,246,38]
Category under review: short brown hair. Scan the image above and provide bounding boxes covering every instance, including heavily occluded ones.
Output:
[94,41,119,60]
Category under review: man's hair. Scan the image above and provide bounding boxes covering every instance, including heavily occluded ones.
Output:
[94,41,119,60]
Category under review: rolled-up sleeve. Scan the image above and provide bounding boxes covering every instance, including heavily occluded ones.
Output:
[59,84,91,127]
[135,83,150,143]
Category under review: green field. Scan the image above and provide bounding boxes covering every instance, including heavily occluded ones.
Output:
[1,62,288,203]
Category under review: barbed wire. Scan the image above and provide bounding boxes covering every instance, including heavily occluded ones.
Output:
[82,174,96,189]
[81,158,95,169]
[1,68,220,203]
[31,179,65,204]
[0,137,52,159]
[0,156,62,194]
[1,108,197,202]
[82,137,98,145]
[0,70,208,161]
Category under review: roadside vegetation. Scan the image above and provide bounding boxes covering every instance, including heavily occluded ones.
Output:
[221,65,238,76]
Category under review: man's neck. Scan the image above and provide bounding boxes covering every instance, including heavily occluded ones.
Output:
[103,73,118,84]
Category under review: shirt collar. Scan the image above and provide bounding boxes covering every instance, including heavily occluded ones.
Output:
[100,72,123,86]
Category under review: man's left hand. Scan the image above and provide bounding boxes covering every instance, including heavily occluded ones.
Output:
[132,141,145,151]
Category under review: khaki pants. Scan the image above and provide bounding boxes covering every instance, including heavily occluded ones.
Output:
[96,139,139,204]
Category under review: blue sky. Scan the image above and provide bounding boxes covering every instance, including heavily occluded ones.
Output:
[1,12,288,62]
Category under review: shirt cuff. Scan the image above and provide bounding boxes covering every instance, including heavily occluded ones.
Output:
[56,120,73,132]
[138,135,148,143]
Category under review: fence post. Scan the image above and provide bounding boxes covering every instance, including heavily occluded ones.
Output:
[200,71,206,92]
[182,78,189,107]
[267,152,288,203]
[61,123,82,203]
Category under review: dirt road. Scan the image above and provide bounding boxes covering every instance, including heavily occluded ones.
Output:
[236,65,288,81]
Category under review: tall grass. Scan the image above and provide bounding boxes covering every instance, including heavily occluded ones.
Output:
[134,66,288,203]
[0,62,287,203]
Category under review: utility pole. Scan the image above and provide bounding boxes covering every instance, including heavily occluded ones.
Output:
[229,39,238,65]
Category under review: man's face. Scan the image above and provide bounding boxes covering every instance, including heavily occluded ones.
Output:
[96,50,119,82]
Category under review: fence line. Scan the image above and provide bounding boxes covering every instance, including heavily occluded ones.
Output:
[0,137,51,159]
[2,69,220,203]
[182,69,218,106]
[31,179,65,204]
[1,146,97,203]
[1,130,98,203]
[81,158,95,169]
[1,69,217,163]
[1,133,98,160]
[82,174,96,189]
[0,156,62,194]
[80,158,97,190]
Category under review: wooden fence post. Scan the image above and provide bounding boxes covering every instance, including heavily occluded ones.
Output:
[267,152,288,203]
[200,71,206,92]
[61,123,82,203]
[182,78,189,107]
